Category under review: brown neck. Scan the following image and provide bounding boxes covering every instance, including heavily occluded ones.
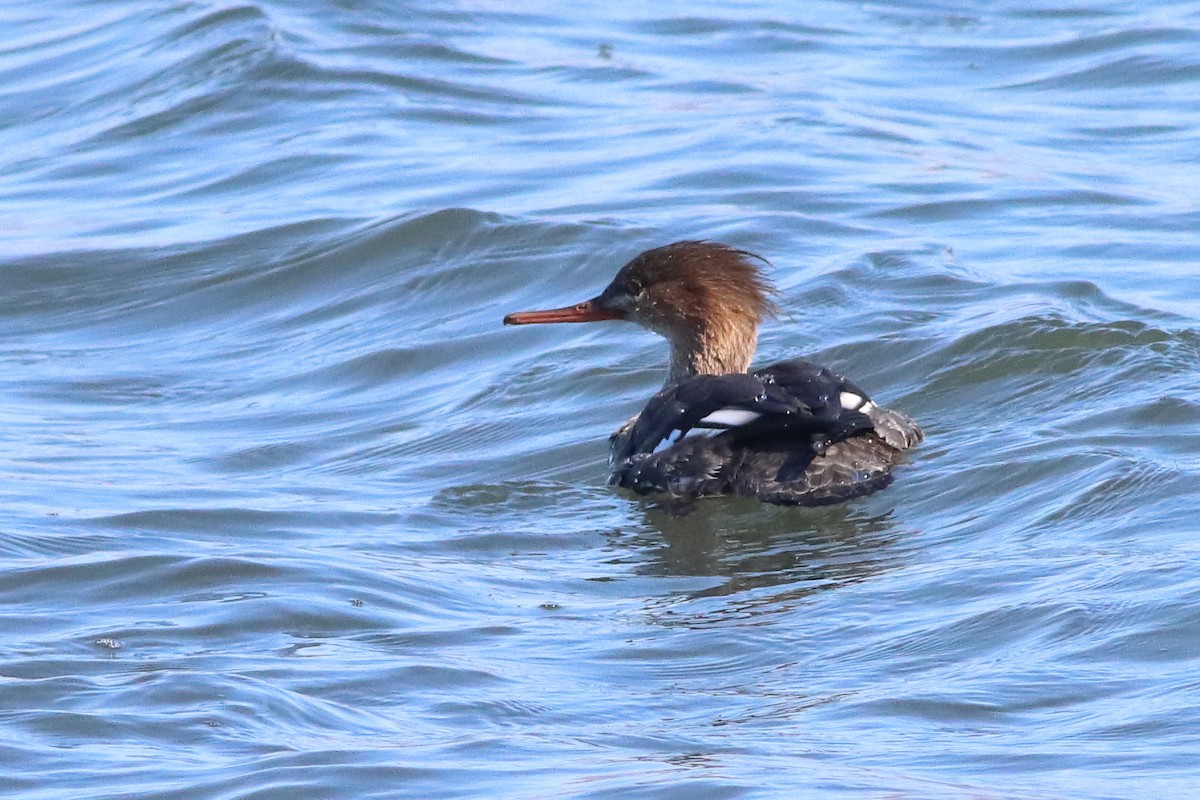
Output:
[664,316,759,385]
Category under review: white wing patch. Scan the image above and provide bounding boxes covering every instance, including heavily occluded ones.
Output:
[698,408,764,428]
[839,391,873,412]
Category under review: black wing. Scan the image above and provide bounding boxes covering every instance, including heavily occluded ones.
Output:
[614,359,877,463]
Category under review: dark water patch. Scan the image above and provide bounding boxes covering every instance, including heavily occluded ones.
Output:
[1071,122,1188,140]
[1000,54,1200,91]
[648,79,763,95]
[870,188,1145,223]
[386,41,514,67]
[546,63,658,85]
[1001,25,1200,62]
[616,504,911,605]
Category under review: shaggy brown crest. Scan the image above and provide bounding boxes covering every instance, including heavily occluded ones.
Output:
[602,241,777,330]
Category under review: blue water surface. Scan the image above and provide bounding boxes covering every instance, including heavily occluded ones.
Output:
[0,1,1198,798]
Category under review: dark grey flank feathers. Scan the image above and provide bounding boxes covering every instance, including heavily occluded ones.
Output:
[609,359,923,505]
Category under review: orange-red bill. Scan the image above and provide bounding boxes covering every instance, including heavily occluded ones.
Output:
[503,299,621,325]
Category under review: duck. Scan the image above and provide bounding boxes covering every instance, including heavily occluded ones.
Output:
[503,240,922,505]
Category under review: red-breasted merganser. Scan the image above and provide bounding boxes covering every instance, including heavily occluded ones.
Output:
[503,241,923,505]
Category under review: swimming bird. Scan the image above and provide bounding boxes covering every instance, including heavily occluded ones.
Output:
[503,241,922,505]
